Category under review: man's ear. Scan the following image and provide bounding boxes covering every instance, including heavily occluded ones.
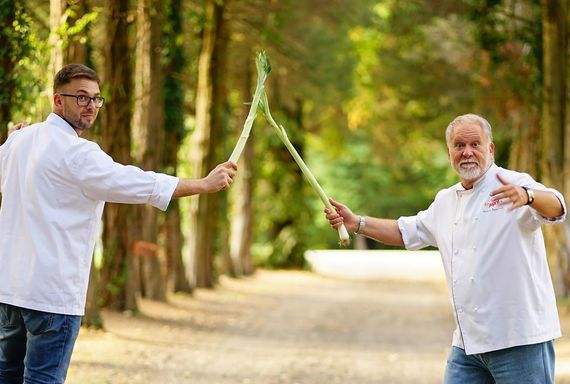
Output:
[489,142,495,155]
[53,93,63,111]
[53,93,63,107]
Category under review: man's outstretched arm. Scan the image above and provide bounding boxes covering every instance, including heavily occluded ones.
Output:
[324,198,404,247]
[172,161,238,198]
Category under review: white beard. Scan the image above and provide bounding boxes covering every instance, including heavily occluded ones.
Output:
[454,159,488,181]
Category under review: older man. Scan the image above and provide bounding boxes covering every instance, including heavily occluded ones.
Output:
[325,114,566,383]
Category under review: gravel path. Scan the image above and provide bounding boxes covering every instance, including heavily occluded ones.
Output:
[66,269,570,383]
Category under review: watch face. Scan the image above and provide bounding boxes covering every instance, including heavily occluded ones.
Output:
[529,190,535,204]
[523,187,534,205]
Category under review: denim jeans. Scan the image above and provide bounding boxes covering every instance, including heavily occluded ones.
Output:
[0,303,81,384]
[444,341,555,384]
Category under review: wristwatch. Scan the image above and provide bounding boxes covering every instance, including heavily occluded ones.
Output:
[522,186,535,205]
[356,216,366,234]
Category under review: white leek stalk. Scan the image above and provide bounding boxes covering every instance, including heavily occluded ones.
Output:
[228,51,271,163]
[259,91,351,246]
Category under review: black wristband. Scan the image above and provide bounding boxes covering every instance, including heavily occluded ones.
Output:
[522,186,535,205]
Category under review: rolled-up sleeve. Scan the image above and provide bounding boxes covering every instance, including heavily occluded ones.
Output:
[398,215,424,250]
[64,141,179,211]
[397,214,433,250]
[149,172,179,211]
[531,187,567,224]
[397,196,440,251]
[502,170,567,224]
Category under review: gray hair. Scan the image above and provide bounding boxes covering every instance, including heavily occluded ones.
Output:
[445,114,493,147]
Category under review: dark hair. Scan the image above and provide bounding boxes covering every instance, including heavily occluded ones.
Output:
[53,64,100,93]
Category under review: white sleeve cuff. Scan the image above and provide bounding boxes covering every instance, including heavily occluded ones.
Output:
[149,173,179,211]
[397,216,425,250]
[532,187,567,224]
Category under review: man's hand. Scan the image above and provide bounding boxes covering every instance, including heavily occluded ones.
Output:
[8,121,29,136]
[490,174,530,211]
[201,161,238,193]
[324,198,359,232]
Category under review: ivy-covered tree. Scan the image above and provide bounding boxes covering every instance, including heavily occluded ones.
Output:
[0,1,32,142]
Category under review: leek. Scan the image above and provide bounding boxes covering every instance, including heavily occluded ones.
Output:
[228,51,271,163]
[259,91,351,246]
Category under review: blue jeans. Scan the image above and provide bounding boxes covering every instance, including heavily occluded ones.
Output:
[0,303,81,384]
[444,341,555,384]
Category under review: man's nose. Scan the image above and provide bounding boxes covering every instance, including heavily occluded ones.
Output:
[462,146,474,157]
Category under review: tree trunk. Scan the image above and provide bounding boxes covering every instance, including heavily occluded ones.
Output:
[163,0,192,293]
[229,51,255,277]
[212,1,231,280]
[508,110,541,177]
[82,255,103,328]
[63,0,88,64]
[0,0,16,143]
[48,0,66,98]
[97,0,136,315]
[132,0,166,301]
[187,0,225,288]
[165,200,192,292]
[541,0,570,296]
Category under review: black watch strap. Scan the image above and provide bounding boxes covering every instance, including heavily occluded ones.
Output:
[522,186,535,205]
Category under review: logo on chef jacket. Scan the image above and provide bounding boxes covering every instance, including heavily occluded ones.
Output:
[482,198,504,212]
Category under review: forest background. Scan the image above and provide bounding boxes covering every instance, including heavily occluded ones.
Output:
[0,0,568,327]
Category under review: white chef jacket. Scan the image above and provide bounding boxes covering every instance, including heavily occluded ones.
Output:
[398,163,566,355]
[0,113,179,315]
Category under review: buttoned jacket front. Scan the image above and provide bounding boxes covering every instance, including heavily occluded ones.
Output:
[398,164,566,355]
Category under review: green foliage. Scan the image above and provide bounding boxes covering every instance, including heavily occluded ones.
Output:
[58,5,101,48]
[2,0,552,269]
[252,110,312,268]
[295,0,546,249]
[4,1,101,126]
[466,0,542,90]
[462,0,543,172]
[163,0,187,142]
[307,128,456,249]
[307,0,476,249]
[0,1,42,129]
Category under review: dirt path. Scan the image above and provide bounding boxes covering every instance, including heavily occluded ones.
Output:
[67,270,570,384]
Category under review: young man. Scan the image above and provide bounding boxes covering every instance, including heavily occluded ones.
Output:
[0,64,237,383]
[325,114,566,383]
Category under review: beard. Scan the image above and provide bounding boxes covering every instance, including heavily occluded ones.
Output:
[66,115,94,130]
[62,110,96,131]
[453,157,491,181]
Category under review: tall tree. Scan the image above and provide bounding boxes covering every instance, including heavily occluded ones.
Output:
[163,0,192,293]
[0,0,18,142]
[132,0,166,301]
[186,0,226,288]
[48,0,92,65]
[98,0,136,315]
[64,0,89,64]
[211,0,231,281]
[229,49,255,277]
[540,0,570,294]
[48,0,66,87]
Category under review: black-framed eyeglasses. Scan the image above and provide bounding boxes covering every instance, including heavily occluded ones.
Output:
[59,93,105,108]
